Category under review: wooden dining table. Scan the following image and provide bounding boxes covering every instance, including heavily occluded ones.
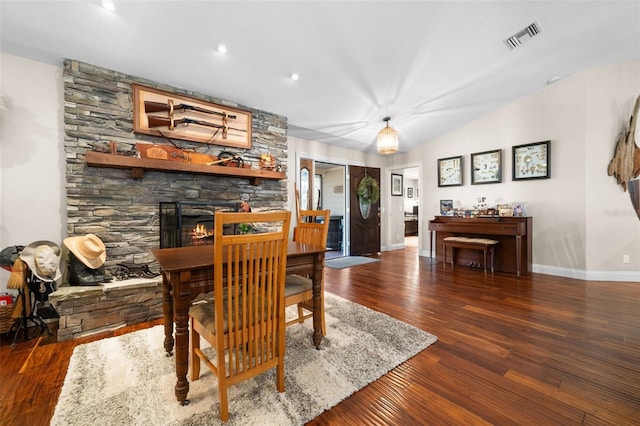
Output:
[151,240,326,404]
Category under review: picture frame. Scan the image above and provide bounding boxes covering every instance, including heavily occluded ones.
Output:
[512,202,527,217]
[407,188,413,198]
[440,199,453,215]
[132,84,252,149]
[512,140,550,180]
[471,149,502,184]
[437,155,463,187]
[391,173,403,196]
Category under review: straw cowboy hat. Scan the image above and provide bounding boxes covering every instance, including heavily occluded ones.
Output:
[63,234,107,269]
[19,241,62,282]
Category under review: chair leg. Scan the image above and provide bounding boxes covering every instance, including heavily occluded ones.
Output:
[219,387,229,421]
[296,304,305,323]
[189,317,200,381]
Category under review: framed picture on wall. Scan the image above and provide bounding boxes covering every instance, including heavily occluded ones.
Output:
[471,149,502,184]
[512,140,550,180]
[437,156,463,187]
[391,173,403,196]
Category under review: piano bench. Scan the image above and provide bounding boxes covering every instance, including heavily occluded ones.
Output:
[443,237,499,273]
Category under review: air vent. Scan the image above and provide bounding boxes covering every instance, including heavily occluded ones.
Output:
[504,21,541,50]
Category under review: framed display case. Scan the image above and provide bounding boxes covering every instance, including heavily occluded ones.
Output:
[512,140,550,180]
[471,149,502,184]
[437,156,463,187]
[133,84,252,149]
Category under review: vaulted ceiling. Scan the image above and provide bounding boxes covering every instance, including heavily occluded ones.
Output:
[1,1,638,154]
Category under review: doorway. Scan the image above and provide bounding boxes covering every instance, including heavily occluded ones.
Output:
[298,158,347,258]
[403,166,419,245]
[349,165,381,256]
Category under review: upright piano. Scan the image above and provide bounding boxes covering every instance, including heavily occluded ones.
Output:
[428,216,532,275]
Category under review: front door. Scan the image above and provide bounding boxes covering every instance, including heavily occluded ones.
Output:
[349,165,381,255]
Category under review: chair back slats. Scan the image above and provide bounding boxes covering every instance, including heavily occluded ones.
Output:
[213,211,290,379]
[294,209,331,248]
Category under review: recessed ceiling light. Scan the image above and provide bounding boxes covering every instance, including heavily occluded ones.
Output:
[101,0,116,12]
[217,44,228,53]
[290,73,300,81]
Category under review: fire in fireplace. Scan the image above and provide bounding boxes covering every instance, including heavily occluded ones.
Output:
[159,201,240,248]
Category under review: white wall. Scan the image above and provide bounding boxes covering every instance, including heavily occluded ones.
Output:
[393,61,640,281]
[320,167,345,217]
[1,52,637,286]
[1,53,65,292]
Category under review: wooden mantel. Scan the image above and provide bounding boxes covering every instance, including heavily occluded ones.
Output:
[85,151,285,185]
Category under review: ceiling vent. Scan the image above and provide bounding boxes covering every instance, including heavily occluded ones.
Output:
[504,21,541,50]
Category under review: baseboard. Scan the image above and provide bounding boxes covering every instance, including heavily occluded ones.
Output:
[533,264,640,282]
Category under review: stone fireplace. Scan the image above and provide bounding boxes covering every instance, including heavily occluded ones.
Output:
[53,60,289,339]
[63,59,288,268]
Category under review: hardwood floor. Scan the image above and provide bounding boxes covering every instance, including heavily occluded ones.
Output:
[1,246,638,425]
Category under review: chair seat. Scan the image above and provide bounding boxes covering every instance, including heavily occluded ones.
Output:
[284,274,312,297]
[443,236,499,245]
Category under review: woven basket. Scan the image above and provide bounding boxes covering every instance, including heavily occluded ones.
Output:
[0,304,16,334]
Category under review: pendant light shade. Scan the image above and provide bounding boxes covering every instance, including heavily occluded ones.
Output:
[377,117,398,155]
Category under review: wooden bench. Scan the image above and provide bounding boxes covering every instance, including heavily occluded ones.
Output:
[443,236,499,273]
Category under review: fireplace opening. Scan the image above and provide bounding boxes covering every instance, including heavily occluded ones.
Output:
[159,201,240,248]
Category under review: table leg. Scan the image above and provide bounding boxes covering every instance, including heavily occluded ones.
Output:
[312,252,325,349]
[162,272,174,356]
[173,270,192,404]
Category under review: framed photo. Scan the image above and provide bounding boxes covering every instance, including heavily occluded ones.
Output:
[437,156,463,187]
[512,202,527,216]
[471,149,502,184]
[407,188,413,198]
[512,140,550,180]
[440,199,453,215]
[391,173,403,196]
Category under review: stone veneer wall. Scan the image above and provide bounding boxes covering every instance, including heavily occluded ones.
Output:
[64,59,288,269]
[49,278,163,341]
[59,60,288,338]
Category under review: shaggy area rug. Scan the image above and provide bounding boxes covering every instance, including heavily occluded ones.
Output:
[325,256,380,269]
[51,293,437,425]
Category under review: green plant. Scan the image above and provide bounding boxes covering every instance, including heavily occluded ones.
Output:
[237,223,252,234]
[357,176,380,204]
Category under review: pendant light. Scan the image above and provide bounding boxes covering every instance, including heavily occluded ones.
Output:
[377,117,398,155]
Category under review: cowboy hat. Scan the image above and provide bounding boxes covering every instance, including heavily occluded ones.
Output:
[19,241,62,282]
[63,234,107,269]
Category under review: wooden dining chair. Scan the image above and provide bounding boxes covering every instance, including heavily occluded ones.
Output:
[284,209,330,335]
[189,210,291,421]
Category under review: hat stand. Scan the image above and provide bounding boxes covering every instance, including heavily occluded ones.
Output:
[9,270,53,346]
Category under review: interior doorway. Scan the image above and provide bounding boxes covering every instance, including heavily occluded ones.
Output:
[403,166,419,244]
[298,158,347,258]
[387,164,421,256]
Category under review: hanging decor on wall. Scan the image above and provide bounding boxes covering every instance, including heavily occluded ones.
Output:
[607,93,640,220]
[357,172,380,219]
[607,94,640,191]
[132,84,252,149]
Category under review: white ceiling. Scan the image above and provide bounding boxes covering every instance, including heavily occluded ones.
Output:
[1,1,639,154]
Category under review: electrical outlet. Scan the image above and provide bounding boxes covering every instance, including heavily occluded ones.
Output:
[623,254,630,264]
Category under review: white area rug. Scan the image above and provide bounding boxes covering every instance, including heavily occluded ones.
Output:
[52,293,437,425]
[325,256,380,269]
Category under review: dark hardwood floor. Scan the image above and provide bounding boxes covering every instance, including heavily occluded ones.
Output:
[1,245,638,425]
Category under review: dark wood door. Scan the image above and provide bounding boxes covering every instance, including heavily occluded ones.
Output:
[349,165,381,255]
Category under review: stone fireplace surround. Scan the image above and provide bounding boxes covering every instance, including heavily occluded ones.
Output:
[55,60,289,340]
